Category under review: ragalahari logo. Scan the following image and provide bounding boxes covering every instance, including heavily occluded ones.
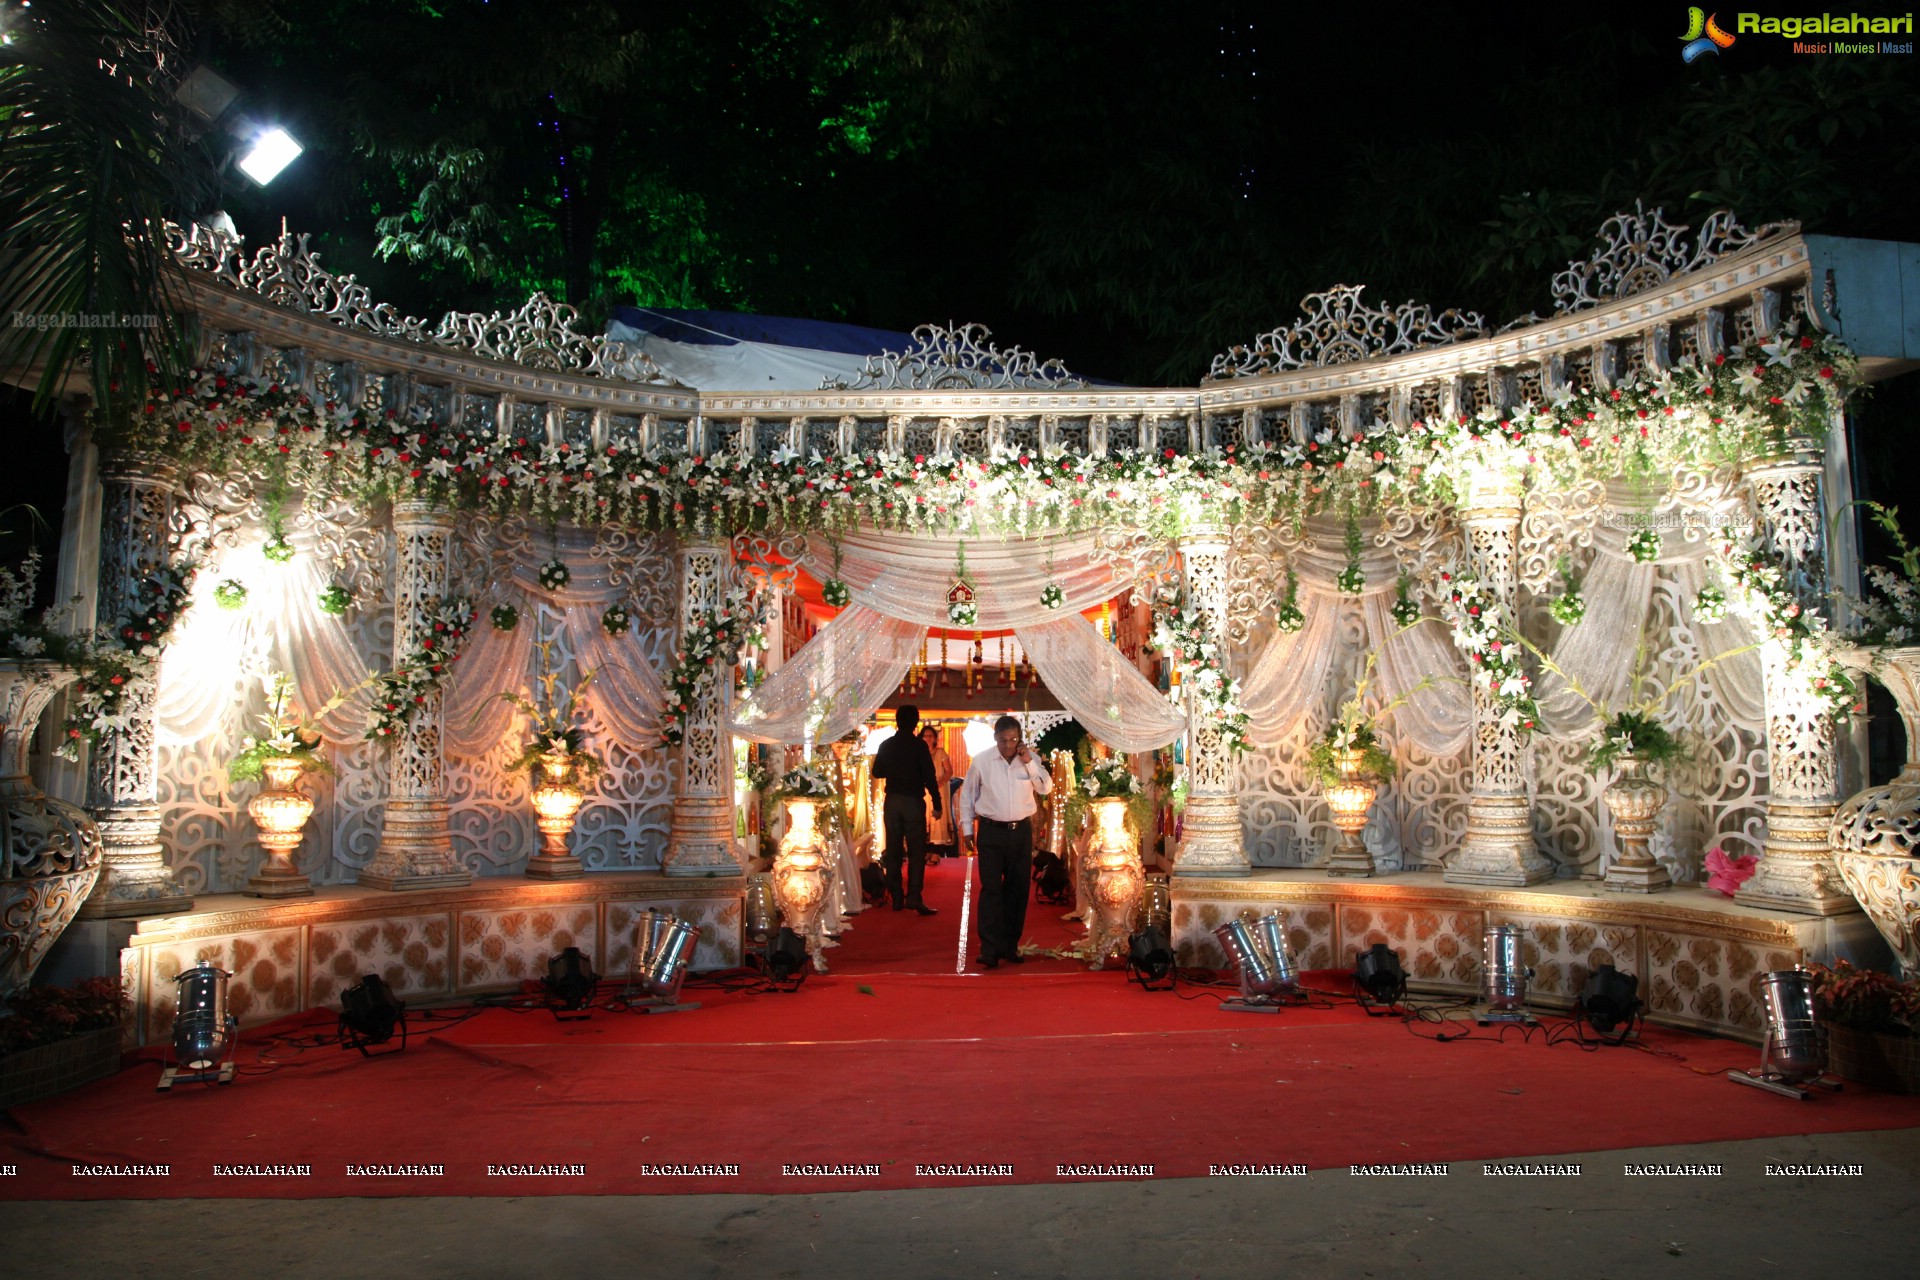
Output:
[1680,7,1738,60]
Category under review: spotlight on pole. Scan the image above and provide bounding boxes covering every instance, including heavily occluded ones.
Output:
[1213,912,1304,1014]
[1574,965,1642,1043]
[1729,967,1842,1100]
[235,126,303,186]
[158,965,238,1091]
[543,947,599,1020]
[338,974,409,1056]
[1352,943,1407,1014]
[1476,924,1536,1026]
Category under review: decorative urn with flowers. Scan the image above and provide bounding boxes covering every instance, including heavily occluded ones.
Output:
[227,671,349,898]
[771,762,838,971]
[1078,755,1146,967]
[1588,710,1689,894]
[494,644,602,880]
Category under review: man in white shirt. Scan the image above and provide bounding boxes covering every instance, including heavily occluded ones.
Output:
[957,715,1053,969]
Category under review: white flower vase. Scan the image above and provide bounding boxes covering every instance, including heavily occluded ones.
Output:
[0,662,104,1006]
[772,797,836,972]
[1082,797,1144,969]
[1832,647,1920,976]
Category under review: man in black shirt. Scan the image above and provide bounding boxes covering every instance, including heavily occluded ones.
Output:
[869,704,942,915]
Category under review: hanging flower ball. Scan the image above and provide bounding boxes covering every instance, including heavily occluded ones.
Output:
[1390,596,1423,628]
[491,604,520,632]
[601,603,633,637]
[1549,590,1587,626]
[317,583,353,616]
[1626,529,1663,563]
[1274,600,1306,633]
[948,599,978,626]
[538,559,572,591]
[1039,582,1065,611]
[213,579,248,611]
[262,533,295,564]
[1693,585,1729,624]
[1336,564,1367,596]
[822,578,852,608]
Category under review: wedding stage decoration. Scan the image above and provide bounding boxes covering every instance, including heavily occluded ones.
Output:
[14,202,1901,1037]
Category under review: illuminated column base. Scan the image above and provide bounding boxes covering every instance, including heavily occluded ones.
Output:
[80,808,191,919]
[664,795,741,878]
[1173,794,1249,878]
[361,800,470,891]
[1445,795,1554,887]
[1738,801,1856,917]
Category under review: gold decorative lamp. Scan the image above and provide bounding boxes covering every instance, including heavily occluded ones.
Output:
[246,755,317,897]
[1323,749,1379,879]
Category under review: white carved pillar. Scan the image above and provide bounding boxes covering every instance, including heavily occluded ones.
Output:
[361,501,471,890]
[1446,475,1555,887]
[80,452,192,918]
[1172,522,1249,878]
[1738,443,1856,916]
[664,538,741,877]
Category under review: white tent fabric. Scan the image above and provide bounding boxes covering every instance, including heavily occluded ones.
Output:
[605,318,875,392]
[729,529,1185,750]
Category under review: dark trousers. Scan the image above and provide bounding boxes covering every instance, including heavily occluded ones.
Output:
[882,793,930,905]
[974,820,1033,961]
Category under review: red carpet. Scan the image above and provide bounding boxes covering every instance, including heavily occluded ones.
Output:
[5,858,1917,1200]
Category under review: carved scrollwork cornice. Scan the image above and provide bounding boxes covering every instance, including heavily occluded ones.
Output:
[822,322,1088,392]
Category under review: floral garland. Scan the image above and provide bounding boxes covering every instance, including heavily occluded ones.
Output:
[60,555,198,758]
[317,582,353,616]
[1150,582,1251,754]
[660,585,767,747]
[364,596,477,741]
[1273,569,1304,633]
[1436,570,1538,733]
[1389,574,1422,628]
[109,321,1854,546]
[600,603,632,637]
[214,579,248,610]
[1336,511,1366,595]
[490,603,520,631]
[1713,538,1859,720]
[1548,554,1585,625]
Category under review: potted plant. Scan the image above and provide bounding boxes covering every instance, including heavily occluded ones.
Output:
[494,642,602,880]
[0,977,128,1109]
[1807,959,1920,1093]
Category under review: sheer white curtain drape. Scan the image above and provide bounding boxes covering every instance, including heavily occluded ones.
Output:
[154,524,666,752]
[1237,537,1471,754]
[1531,518,1763,735]
[730,529,1184,750]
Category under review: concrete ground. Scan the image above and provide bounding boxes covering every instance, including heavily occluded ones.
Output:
[3,1128,1914,1279]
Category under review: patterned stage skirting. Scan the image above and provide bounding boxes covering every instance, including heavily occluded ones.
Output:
[1172,871,1889,1043]
[116,875,744,1047]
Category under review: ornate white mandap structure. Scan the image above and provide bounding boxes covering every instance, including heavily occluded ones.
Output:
[12,204,1920,1045]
